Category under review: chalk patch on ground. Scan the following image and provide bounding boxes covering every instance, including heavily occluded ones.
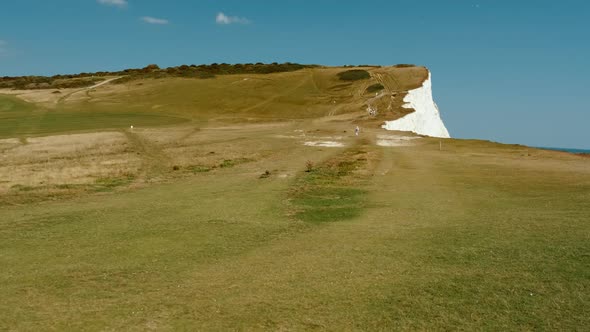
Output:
[376,135,421,147]
[377,135,419,141]
[274,135,303,139]
[304,141,345,148]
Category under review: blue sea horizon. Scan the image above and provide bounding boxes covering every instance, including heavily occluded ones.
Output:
[536,146,590,154]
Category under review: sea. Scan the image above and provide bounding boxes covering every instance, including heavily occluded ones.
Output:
[537,147,590,154]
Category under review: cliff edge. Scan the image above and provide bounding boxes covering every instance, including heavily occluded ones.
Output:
[381,71,450,138]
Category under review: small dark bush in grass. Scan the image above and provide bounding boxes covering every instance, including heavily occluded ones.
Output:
[259,170,271,179]
[10,184,36,192]
[393,64,416,68]
[337,70,370,81]
[366,83,384,93]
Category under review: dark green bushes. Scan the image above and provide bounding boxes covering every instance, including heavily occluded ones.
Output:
[366,83,384,93]
[1,62,316,89]
[0,76,104,90]
[337,69,370,81]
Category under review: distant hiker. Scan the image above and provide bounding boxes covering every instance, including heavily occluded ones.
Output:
[355,126,360,136]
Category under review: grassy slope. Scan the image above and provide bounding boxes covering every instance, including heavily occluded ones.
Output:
[0,94,185,138]
[1,138,588,330]
[81,69,364,122]
[0,66,426,139]
[1,66,588,330]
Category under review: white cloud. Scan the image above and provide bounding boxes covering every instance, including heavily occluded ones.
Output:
[97,0,127,7]
[216,12,250,25]
[141,16,169,25]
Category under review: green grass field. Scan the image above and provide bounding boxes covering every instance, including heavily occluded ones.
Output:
[0,95,186,138]
[1,66,589,330]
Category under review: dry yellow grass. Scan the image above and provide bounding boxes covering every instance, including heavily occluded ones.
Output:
[0,132,140,194]
[0,76,124,108]
[0,88,73,107]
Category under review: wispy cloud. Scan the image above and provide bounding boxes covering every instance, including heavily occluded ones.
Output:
[97,0,127,8]
[141,16,169,25]
[216,12,250,25]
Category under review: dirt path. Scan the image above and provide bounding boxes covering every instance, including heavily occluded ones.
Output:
[122,129,169,181]
[372,71,403,92]
[374,145,394,176]
[57,77,122,105]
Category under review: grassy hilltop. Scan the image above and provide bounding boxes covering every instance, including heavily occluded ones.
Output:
[0,64,425,138]
[1,64,589,330]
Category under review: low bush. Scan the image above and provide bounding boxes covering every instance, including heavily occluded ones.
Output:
[337,69,370,81]
[366,83,384,93]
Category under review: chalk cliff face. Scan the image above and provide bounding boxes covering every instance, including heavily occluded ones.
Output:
[382,72,450,138]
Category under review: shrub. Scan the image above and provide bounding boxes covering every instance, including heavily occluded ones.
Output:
[337,69,370,81]
[366,83,384,93]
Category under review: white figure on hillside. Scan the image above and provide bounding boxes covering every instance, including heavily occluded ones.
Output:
[355,126,360,136]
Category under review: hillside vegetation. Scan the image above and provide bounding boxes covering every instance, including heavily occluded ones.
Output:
[0,62,315,90]
[0,64,588,330]
[337,69,371,81]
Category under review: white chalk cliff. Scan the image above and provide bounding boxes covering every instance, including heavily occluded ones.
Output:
[382,71,450,138]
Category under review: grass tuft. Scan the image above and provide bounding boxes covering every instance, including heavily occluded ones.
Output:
[93,174,135,192]
[187,165,211,173]
[219,158,254,168]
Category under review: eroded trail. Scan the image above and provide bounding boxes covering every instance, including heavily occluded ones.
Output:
[57,76,122,105]
[122,129,169,180]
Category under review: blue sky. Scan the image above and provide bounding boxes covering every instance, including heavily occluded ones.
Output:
[1,0,589,148]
